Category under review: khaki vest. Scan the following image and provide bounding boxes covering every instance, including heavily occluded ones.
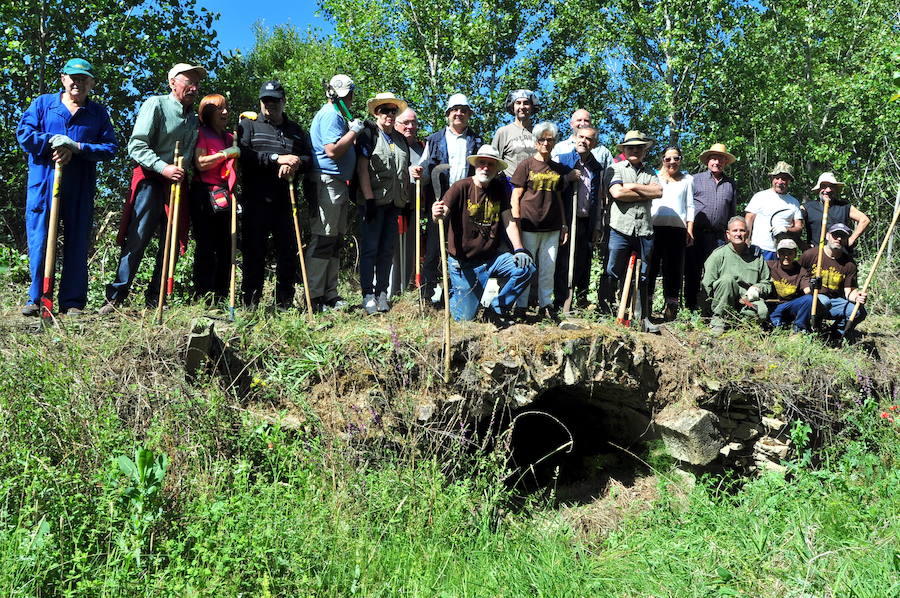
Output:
[364,128,409,207]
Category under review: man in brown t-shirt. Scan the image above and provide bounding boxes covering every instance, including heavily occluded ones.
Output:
[433,145,535,325]
[767,238,815,332]
[799,223,867,339]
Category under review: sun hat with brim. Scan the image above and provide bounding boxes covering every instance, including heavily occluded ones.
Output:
[768,161,794,179]
[827,223,852,236]
[698,142,736,166]
[466,144,508,172]
[776,238,798,252]
[811,172,845,191]
[366,93,408,116]
[617,130,654,149]
[168,63,207,82]
[62,58,95,78]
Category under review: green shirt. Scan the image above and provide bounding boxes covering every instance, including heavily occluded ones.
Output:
[702,243,773,297]
[606,160,658,237]
[127,93,199,174]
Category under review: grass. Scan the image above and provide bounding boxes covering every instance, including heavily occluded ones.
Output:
[1,248,899,596]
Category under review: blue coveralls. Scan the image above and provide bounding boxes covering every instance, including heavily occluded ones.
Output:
[16,93,117,310]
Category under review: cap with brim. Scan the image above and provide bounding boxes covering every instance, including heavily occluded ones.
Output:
[776,238,798,252]
[466,144,508,172]
[698,142,736,166]
[259,80,286,100]
[167,63,207,82]
[827,223,852,236]
[617,130,654,149]
[768,160,794,179]
[366,92,408,116]
[445,93,472,115]
[62,58,95,78]
[811,172,845,191]
[329,75,355,98]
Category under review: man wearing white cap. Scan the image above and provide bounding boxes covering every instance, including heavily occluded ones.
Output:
[491,89,538,178]
[413,93,483,306]
[745,160,803,260]
[432,145,535,326]
[801,172,870,249]
[767,238,815,332]
[102,62,206,313]
[307,74,365,312]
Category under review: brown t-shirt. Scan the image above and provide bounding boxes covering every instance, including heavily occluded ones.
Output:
[767,259,810,301]
[510,157,570,232]
[799,248,857,299]
[442,177,511,261]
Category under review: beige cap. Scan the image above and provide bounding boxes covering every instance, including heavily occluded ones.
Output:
[168,63,207,81]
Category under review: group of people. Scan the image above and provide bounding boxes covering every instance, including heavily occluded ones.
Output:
[16,59,872,342]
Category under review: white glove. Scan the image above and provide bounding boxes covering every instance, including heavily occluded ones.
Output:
[349,119,364,134]
[745,286,760,301]
[50,134,79,152]
[512,250,534,270]
[222,146,240,159]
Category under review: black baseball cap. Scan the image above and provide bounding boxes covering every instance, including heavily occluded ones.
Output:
[259,80,286,100]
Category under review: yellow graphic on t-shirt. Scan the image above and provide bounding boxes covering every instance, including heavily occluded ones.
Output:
[528,170,561,191]
[772,278,798,299]
[811,265,844,292]
[468,196,500,228]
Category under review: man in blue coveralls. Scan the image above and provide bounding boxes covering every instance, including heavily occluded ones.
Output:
[16,57,118,316]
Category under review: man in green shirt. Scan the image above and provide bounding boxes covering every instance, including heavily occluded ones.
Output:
[102,63,205,313]
[702,216,772,336]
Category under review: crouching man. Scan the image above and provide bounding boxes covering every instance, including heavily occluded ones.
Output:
[702,216,772,336]
[432,145,535,326]
[767,238,815,332]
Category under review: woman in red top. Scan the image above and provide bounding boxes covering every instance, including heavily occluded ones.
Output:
[190,94,239,301]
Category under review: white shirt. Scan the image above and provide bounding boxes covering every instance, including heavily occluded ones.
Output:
[652,173,695,228]
[445,127,469,185]
[745,188,802,252]
[551,137,614,171]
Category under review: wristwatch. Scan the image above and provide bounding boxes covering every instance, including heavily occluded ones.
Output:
[270,153,279,164]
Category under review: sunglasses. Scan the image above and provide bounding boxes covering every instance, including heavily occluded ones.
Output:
[536,137,555,144]
[663,156,682,163]
[377,106,398,115]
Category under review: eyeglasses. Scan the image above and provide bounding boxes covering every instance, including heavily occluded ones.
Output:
[663,156,682,163]
[377,106,398,115]
[536,137,555,145]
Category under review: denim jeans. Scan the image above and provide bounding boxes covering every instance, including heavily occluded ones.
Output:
[770,294,815,331]
[359,203,398,296]
[606,228,654,285]
[817,295,867,335]
[447,252,535,321]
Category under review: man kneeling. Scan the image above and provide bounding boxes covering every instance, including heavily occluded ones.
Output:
[702,216,772,336]
[432,145,536,325]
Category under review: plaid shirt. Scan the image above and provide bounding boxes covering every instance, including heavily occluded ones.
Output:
[692,170,737,233]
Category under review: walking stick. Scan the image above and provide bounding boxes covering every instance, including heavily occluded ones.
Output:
[40,162,63,320]
[166,149,185,296]
[562,190,578,314]
[632,258,642,325]
[810,196,831,323]
[616,251,638,326]
[844,195,900,333]
[415,179,422,290]
[438,216,451,383]
[156,142,180,324]
[229,191,238,321]
[289,175,315,323]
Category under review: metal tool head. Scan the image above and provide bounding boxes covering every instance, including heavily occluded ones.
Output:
[431,163,451,201]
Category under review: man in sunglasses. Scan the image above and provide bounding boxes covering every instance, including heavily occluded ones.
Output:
[237,80,312,309]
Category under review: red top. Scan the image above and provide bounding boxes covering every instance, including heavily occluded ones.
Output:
[196,126,237,190]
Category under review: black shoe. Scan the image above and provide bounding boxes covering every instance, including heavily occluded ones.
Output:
[538,306,560,322]
[482,308,513,329]
[21,303,39,317]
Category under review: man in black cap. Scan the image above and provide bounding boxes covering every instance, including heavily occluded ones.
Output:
[238,80,312,308]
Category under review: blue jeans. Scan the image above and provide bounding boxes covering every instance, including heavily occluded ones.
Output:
[447,252,535,321]
[770,294,814,331]
[606,228,654,285]
[752,246,777,261]
[107,179,168,304]
[817,295,867,335]
[359,203,398,296]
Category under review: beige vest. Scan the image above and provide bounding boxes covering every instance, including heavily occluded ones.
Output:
[365,128,409,207]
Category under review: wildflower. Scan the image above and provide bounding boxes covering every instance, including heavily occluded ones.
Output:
[889,405,898,412]
[880,412,890,419]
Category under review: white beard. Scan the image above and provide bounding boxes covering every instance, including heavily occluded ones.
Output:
[474,172,492,184]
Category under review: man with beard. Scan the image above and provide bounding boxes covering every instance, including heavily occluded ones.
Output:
[491,89,538,179]
[800,223,867,341]
[745,161,803,260]
[801,172,870,250]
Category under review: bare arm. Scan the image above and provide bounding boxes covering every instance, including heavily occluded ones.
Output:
[510,186,525,219]
[745,212,756,238]
[194,147,229,172]
[848,205,871,247]
[501,210,525,251]
[324,129,358,160]
[787,218,803,233]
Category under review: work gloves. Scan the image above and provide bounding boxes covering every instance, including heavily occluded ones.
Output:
[349,119,365,134]
[50,134,79,152]
[770,224,787,236]
[809,276,822,291]
[745,286,761,301]
[512,248,534,270]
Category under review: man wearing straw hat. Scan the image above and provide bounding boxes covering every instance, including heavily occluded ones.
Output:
[685,142,738,311]
[431,145,535,326]
[605,130,663,332]
[356,92,410,314]
[745,161,803,261]
[801,172,870,250]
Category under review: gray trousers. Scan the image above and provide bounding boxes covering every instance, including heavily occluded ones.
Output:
[306,173,350,301]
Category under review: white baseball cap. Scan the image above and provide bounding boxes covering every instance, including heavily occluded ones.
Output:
[329,74,355,98]
[168,63,207,82]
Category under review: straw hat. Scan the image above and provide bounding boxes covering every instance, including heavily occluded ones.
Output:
[617,130,654,149]
[366,92,408,116]
[811,172,845,191]
[466,144,508,172]
[698,143,736,166]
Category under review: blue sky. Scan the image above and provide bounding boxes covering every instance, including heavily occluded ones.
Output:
[197,0,334,54]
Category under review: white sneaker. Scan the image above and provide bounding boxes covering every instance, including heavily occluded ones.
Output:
[376,291,390,312]
[362,294,378,315]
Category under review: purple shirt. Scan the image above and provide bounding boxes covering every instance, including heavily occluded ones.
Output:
[692,170,737,233]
